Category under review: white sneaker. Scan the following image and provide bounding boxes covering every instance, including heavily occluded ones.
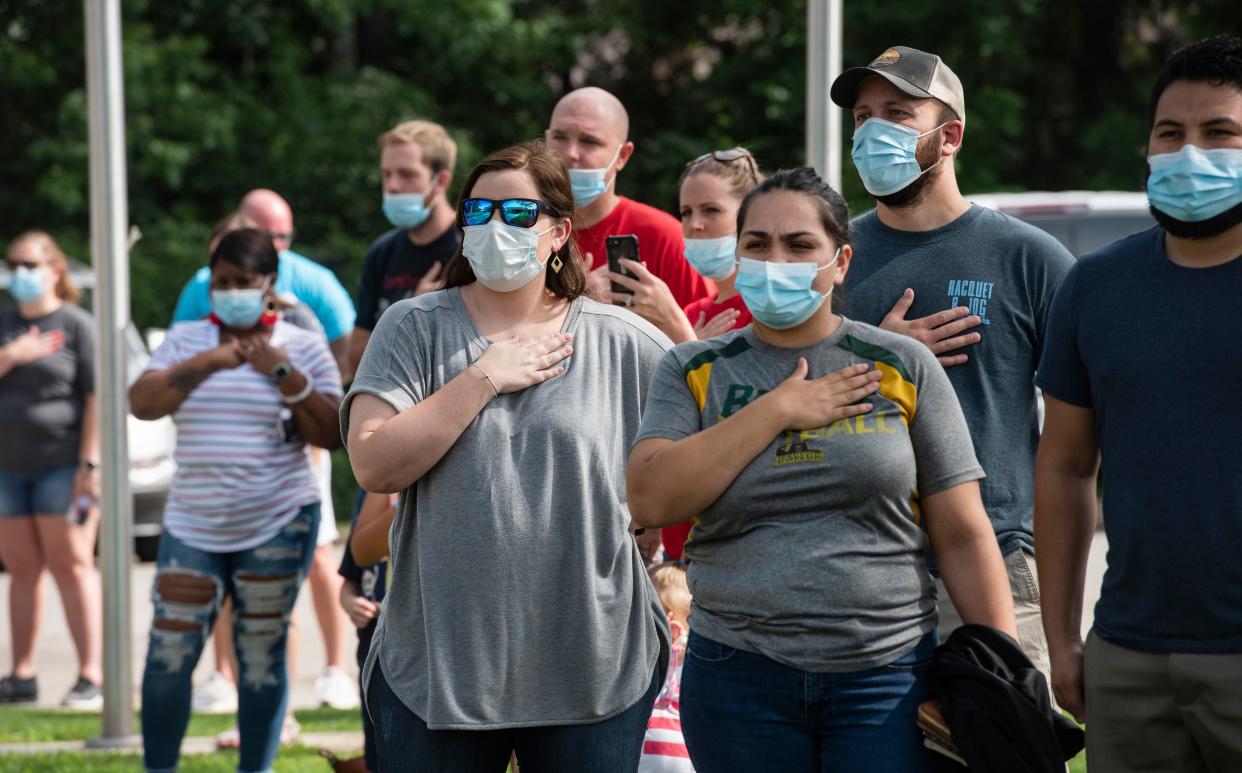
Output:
[192,671,239,714]
[313,667,359,710]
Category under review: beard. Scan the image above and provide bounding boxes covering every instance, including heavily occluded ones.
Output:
[1149,199,1242,240]
[876,131,945,209]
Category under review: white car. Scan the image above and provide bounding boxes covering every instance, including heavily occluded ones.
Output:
[966,190,1156,256]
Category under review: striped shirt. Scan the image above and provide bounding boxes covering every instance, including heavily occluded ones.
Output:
[148,319,342,552]
[639,645,694,772]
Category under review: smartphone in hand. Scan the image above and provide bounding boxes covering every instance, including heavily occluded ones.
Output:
[605,234,640,304]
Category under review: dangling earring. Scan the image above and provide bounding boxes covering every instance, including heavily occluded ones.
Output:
[551,251,563,274]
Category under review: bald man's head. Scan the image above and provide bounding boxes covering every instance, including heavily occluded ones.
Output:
[239,189,294,251]
[552,87,629,141]
[545,86,635,187]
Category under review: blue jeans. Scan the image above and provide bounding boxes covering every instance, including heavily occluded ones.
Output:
[141,503,320,773]
[366,660,660,773]
[680,630,954,773]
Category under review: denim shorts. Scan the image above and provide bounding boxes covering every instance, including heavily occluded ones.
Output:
[0,464,77,517]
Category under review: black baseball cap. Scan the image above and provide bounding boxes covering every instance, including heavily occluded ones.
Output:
[830,46,965,120]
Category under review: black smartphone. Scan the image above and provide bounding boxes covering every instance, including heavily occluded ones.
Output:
[605,234,640,303]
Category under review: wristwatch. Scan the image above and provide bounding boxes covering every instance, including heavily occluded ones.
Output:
[270,361,295,382]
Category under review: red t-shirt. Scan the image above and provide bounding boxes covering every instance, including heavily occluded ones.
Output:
[661,293,751,562]
[574,197,712,310]
[681,292,752,333]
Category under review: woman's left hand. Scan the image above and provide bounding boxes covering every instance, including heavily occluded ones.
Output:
[238,337,290,378]
[610,259,695,340]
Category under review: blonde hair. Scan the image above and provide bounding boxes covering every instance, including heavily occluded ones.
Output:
[377,120,457,175]
[209,211,260,254]
[648,562,692,622]
[8,230,79,305]
[680,147,764,203]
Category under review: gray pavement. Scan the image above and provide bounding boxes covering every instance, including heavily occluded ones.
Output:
[0,544,353,711]
[0,532,1112,712]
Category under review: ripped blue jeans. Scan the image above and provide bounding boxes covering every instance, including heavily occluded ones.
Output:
[141,503,319,773]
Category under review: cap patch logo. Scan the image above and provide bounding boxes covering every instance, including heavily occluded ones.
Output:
[871,49,901,67]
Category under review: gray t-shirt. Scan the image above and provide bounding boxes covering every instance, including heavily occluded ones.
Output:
[343,287,671,729]
[634,319,983,672]
[0,304,96,473]
[845,206,1074,555]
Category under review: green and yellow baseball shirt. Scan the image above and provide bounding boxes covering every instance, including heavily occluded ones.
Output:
[634,318,984,671]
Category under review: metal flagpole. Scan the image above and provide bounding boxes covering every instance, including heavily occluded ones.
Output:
[83,0,138,746]
[806,0,844,190]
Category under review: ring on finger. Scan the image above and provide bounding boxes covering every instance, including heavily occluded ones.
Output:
[625,295,634,307]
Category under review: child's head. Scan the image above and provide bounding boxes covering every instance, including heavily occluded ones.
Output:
[649,562,692,644]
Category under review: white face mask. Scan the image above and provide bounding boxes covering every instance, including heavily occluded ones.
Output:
[462,219,556,292]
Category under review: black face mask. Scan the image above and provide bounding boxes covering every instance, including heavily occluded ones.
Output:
[1149,199,1242,240]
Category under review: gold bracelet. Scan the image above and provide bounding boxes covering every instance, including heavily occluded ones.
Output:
[472,364,500,397]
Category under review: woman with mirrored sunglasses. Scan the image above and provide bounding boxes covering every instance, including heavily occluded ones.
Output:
[344,141,670,773]
[627,167,1017,772]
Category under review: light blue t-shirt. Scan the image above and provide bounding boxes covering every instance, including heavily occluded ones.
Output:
[171,250,356,342]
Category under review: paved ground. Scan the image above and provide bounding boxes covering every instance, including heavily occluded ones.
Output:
[0,531,1112,711]
[0,544,353,711]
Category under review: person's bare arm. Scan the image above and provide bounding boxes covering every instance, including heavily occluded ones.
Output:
[609,259,697,343]
[880,288,982,367]
[72,393,101,505]
[348,333,573,493]
[129,343,242,420]
[627,360,880,527]
[347,327,371,377]
[925,480,1018,639]
[1035,396,1100,722]
[350,493,397,566]
[238,337,342,449]
[329,336,352,383]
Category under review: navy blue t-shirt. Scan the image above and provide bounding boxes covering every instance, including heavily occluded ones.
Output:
[846,206,1075,556]
[1036,226,1242,653]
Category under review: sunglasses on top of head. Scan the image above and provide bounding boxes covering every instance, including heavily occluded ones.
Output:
[461,198,553,229]
[687,147,760,177]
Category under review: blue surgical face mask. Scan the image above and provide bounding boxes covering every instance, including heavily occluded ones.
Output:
[382,185,437,230]
[9,266,48,303]
[851,118,948,197]
[684,234,738,280]
[211,277,271,329]
[1146,144,1242,222]
[463,219,555,292]
[568,144,623,207]
[734,249,841,330]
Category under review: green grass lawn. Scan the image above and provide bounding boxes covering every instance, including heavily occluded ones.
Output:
[0,707,362,772]
[0,705,1087,771]
[0,706,360,744]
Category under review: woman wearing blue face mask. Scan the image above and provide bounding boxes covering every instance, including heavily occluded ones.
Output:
[129,228,343,773]
[344,141,670,773]
[0,231,103,710]
[627,167,1017,773]
[604,148,763,348]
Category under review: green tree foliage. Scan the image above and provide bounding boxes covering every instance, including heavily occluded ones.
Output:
[2,0,1233,332]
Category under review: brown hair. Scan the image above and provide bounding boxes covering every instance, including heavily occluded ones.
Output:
[443,141,586,300]
[8,230,79,305]
[377,120,458,175]
[680,147,765,202]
